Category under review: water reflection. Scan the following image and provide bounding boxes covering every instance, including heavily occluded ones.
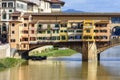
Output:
[1,46,120,80]
[1,60,120,80]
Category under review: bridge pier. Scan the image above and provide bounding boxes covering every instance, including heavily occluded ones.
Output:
[82,42,98,62]
[17,50,29,60]
[97,53,100,61]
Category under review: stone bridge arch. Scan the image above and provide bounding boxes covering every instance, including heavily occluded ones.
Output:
[112,26,120,35]
[29,42,83,53]
[20,42,83,59]
[111,25,120,36]
[97,38,120,58]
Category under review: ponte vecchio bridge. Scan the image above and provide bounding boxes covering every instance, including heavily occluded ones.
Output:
[9,12,120,61]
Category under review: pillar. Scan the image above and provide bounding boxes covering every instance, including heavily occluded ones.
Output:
[20,51,29,60]
[82,42,98,61]
[97,53,100,61]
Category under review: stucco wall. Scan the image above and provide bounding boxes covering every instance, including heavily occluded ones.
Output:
[0,44,10,59]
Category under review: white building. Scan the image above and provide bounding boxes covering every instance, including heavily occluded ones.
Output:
[0,0,39,43]
[39,0,65,13]
[0,0,65,43]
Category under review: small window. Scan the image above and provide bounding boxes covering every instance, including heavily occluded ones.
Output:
[76,30,82,33]
[61,23,67,27]
[2,26,7,31]
[94,30,99,33]
[47,30,51,34]
[53,30,55,33]
[83,36,92,39]
[23,44,26,48]
[31,30,34,34]
[2,2,7,8]
[56,30,59,33]
[61,36,66,40]
[57,36,60,40]
[17,3,20,8]
[11,39,16,42]
[8,2,13,8]
[9,10,12,12]
[60,30,63,32]
[86,29,90,33]
[24,18,28,20]
[22,38,28,41]
[37,37,42,40]
[51,36,56,40]
[12,23,15,27]
[38,31,42,34]
[38,24,42,28]
[12,31,15,34]
[32,24,34,27]
[2,13,7,19]
[24,23,27,27]
[22,30,28,34]
[55,24,60,28]
[64,30,67,33]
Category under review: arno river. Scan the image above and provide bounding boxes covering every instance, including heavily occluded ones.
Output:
[0,46,120,80]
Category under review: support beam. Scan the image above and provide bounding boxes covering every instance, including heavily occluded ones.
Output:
[82,42,98,61]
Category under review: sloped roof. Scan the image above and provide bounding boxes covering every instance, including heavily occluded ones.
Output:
[46,0,65,6]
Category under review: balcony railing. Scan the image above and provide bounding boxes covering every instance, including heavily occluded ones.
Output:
[51,27,59,30]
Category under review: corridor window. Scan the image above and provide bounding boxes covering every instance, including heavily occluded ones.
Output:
[111,17,120,23]
[51,4,60,8]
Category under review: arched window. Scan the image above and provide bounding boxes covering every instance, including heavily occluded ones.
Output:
[2,23,7,32]
[2,10,7,19]
[112,26,120,35]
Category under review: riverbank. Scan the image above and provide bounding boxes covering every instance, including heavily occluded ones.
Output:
[0,58,25,71]
[30,48,77,57]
